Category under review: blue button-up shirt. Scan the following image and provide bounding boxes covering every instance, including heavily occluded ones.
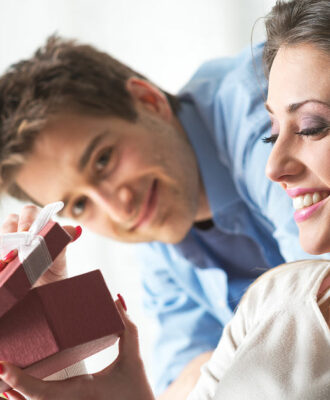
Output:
[135,43,329,395]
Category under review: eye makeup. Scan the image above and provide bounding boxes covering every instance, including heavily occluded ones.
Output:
[299,114,329,130]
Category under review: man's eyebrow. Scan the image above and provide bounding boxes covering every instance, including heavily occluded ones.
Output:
[265,99,330,114]
[78,131,109,171]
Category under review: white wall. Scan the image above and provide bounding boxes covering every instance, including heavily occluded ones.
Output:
[0,0,276,380]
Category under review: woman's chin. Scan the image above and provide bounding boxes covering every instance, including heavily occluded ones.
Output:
[299,229,330,256]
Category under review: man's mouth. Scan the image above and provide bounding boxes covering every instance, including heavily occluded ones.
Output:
[292,191,329,210]
[130,180,158,231]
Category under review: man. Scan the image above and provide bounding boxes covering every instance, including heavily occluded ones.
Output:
[0,36,319,398]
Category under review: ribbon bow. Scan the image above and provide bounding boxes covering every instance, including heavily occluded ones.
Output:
[0,201,64,283]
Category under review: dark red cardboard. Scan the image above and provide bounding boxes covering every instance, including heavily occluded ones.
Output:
[0,270,124,392]
[0,221,72,318]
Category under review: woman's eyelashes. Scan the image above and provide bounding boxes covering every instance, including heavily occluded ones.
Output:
[263,124,330,145]
[296,124,330,137]
[263,117,279,143]
[262,134,278,144]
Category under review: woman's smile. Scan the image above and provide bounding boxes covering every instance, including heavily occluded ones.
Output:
[266,44,330,254]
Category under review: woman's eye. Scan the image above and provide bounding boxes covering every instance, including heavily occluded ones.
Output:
[72,197,87,217]
[263,125,330,144]
[95,148,112,172]
[262,134,278,144]
[263,116,279,144]
[296,125,330,137]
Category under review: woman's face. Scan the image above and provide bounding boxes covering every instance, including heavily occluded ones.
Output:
[266,44,330,255]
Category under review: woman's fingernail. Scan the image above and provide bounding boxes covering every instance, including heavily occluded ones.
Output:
[20,223,31,232]
[0,261,7,272]
[2,393,9,399]
[72,226,82,242]
[3,249,18,263]
[117,293,127,311]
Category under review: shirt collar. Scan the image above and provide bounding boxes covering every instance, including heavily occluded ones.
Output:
[178,98,239,218]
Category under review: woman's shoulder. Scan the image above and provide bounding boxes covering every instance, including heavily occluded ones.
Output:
[240,259,330,315]
[262,259,330,279]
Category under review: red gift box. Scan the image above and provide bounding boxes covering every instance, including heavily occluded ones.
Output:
[0,269,125,393]
[0,221,72,318]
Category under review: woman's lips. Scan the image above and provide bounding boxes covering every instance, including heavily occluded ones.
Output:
[294,195,329,223]
[131,180,158,230]
[286,187,328,198]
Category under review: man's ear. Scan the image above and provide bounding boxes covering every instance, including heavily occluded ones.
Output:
[126,77,172,120]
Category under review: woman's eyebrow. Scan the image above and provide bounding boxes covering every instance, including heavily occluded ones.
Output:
[287,99,330,112]
[264,99,330,114]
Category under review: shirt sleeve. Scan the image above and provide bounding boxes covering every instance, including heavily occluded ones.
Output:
[137,244,224,396]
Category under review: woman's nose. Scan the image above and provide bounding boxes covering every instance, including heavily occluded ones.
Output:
[265,135,303,184]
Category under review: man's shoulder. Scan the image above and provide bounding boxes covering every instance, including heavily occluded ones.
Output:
[179,43,265,97]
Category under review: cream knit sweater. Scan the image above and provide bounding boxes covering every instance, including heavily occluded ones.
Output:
[188,260,330,400]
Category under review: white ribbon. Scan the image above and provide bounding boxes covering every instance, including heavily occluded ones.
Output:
[0,201,64,284]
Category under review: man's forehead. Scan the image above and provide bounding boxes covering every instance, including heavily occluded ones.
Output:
[35,113,100,154]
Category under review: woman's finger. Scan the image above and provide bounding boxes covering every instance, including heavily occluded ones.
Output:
[0,362,48,399]
[4,389,26,400]
[0,250,18,272]
[0,214,19,234]
[0,215,20,271]
[63,226,82,242]
[115,297,141,359]
[17,205,40,232]
[95,296,139,377]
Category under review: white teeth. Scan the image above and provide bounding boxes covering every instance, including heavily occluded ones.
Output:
[313,192,321,203]
[293,191,329,210]
[293,196,304,210]
[303,193,313,207]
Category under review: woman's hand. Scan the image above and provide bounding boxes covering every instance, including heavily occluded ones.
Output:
[0,299,155,400]
[0,204,81,286]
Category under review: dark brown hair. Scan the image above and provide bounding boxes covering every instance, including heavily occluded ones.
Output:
[263,0,330,77]
[0,35,179,200]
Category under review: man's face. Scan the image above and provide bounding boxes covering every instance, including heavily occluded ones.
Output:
[16,103,206,243]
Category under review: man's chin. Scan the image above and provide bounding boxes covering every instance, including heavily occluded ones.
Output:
[106,217,193,244]
[154,224,192,244]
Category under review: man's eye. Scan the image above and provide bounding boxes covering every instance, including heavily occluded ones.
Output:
[95,148,112,172]
[72,197,87,217]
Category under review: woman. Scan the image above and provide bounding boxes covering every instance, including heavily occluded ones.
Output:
[187,0,330,398]
[0,0,329,398]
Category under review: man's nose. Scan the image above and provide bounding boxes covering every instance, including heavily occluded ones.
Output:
[88,184,135,224]
[265,134,303,184]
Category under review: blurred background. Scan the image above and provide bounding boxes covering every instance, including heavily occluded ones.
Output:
[0,0,276,380]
